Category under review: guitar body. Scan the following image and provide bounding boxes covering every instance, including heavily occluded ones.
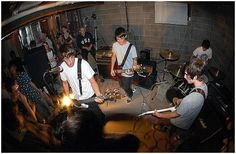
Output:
[112,64,153,79]
[112,64,123,79]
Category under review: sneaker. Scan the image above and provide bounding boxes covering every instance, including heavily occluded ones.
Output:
[127,97,132,103]
[132,88,137,93]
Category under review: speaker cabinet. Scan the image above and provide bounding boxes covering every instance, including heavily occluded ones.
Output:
[133,58,157,89]
[24,46,50,88]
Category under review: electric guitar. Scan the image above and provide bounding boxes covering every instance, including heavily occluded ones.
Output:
[138,106,177,117]
[113,64,153,79]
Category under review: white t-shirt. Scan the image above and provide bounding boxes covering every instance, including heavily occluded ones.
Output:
[112,41,137,77]
[60,58,95,100]
[193,46,212,63]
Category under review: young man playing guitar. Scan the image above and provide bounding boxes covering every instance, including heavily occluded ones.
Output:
[152,58,208,137]
[59,45,105,123]
[110,27,139,103]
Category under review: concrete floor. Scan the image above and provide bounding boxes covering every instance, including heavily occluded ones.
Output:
[97,68,182,152]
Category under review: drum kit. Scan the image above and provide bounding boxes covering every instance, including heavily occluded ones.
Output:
[158,49,225,104]
[157,49,190,103]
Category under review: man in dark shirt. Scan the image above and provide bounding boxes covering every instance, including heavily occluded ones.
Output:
[76,27,95,60]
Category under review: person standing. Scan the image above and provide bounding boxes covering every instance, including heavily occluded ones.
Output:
[43,42,58,68]
[110,27,138,103]
[76,26,96,60]
[62,26,75,48]
[59,45,105,122]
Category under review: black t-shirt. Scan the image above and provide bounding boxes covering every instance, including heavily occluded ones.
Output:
[76,32,94,50]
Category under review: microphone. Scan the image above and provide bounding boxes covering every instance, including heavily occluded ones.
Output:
[48,66,63,74]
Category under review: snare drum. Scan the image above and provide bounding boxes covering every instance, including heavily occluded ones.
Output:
[166,79,193,103]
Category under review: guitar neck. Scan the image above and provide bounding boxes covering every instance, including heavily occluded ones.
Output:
[138,106,176,117]
[114,68,133,74]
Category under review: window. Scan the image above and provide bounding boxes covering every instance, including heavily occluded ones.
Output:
[155,2,188,25]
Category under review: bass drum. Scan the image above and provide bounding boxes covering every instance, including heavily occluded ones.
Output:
[166,79,193,103]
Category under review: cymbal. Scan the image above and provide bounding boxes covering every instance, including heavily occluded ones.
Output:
[160,49,179,61]
[167,63,185,78]
[208,67,224,80]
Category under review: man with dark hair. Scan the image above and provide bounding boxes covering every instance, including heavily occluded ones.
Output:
[60,109,140,152]
[110,27,138,103]
[59,45,104,123]
[153,58,208,130]
[192,39,212,65]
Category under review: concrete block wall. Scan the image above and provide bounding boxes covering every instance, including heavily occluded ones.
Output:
[80,2,234,90]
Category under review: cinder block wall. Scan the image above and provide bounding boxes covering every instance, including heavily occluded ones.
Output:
[80,2,234,90]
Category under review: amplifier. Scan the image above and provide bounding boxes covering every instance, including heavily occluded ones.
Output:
[96,48,112,65]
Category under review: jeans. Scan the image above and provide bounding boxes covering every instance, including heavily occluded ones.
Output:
[119,76,133,98]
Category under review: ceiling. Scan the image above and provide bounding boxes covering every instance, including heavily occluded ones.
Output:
[1,1,103,38]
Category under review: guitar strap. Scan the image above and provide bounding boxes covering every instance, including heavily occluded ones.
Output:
[77,57,82,95]
[120,43,133,67]
[191,88,206,99]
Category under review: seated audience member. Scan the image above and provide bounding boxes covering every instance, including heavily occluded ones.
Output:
[8,60,53,122]
[2,99,60,152]
[5,77,37,123]
[60,109,139,152]
[152,58,207,136]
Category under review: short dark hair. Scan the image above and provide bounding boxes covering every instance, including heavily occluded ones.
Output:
[30,40,36,48]
[201,40,210,49]
[60,109,103,151]
[4,77,16,93]
[59,45,76,59]
[115,27,127,38]
[8,60,25,73]
[185,58,205,81]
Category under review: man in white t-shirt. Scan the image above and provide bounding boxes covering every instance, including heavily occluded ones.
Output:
[192,40,212,65]
[110,27,138,103]
[59,45,104,122]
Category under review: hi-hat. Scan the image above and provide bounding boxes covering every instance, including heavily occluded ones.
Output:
[160,49,179,61]
[167,63,185,78]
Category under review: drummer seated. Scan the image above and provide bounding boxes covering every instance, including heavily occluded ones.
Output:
[191,39,212,66]
[152,58,208,141]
